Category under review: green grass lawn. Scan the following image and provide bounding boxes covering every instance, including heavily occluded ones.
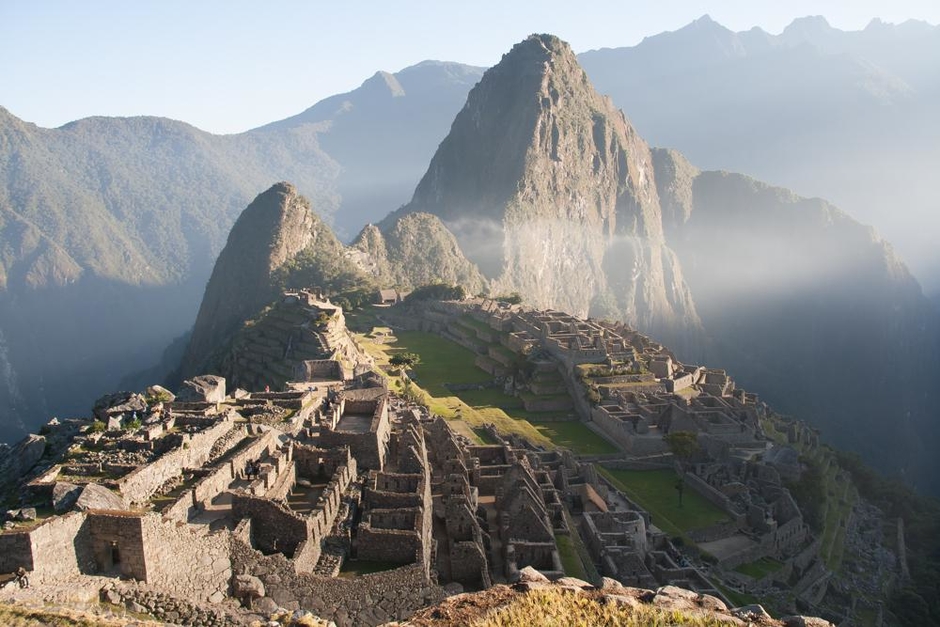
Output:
[556,534,588,580]
[598,468,730,537]
[734,556,784,579]
[456,387,525,409]
[531,421,619,456]
[393,330,492,395]
[338,559,400,577]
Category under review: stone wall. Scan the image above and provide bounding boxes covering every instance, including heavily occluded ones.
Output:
[0,530,34,573]
[684,472,746,522]
[229,538,443,627]
[103,581,233,627]
[117,413,235,505]
[13,513,94,583]
[161,429,278,522]
[86,512,147,580]
[232,495,309,559]
[140,515,232,603]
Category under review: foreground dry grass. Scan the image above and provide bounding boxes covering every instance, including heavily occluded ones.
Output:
[407,585,745,627]
[0,602,157,627]
[471,589,739,627]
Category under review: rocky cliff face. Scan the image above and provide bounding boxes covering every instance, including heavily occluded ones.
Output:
[351,213,486,294]
[394,34,700,351]
[180,182,344,378]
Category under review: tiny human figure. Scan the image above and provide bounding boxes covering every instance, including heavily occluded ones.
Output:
[264,385,270,393]
[15,566,29,588]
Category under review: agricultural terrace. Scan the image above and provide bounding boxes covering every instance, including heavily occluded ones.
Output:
[598,468,729,539]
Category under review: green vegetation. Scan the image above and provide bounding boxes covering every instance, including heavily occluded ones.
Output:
[664,431,700,466]
[351,320,620,455]
[733,557,784,579]
[530,421,618,456]
[598,468,729,537]
[561,507,601,584]
[492,292,523,305]
[89,420,106,433]
[389,351,421,368]
[472,588,740,627]
[555,534,588,580]
[403,283,467,303]
[338,560,400,578]
[835,451,940,626]
[393,331,491,395]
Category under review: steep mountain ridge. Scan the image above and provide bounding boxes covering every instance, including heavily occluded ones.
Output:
[395,34,700,351]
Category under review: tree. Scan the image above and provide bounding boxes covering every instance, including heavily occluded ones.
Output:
[389,352,421,368]
[664,431,700,467]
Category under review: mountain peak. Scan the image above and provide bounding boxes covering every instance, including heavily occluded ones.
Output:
[361,70,405,97]
[399,35,700,343]
[180,182,327,377]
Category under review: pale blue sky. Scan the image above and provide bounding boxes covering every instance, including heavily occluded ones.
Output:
[2,1,938,134]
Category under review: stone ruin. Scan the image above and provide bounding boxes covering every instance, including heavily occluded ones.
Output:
[0,295,885,626]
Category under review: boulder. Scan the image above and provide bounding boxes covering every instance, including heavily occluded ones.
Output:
[443,582,464,596]
[14,507,36,521]
[652,585,727,613]
[782,617,836,627]
[255,596,278,613]
[0,434,47,479]
[555,576,592,589]
[515,566,549,584]
[177,375,227,403]
[53,482,83,513]
[93,391,147,422]
[603,594,642,609]
[733,604,773,621]
[233,574,265,600]
[145,384,176,403]
[74,483,124,511]
[600,577,625,592]
[107,415,123,431]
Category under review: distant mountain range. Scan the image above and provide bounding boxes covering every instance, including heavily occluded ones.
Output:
[1,17,938,493]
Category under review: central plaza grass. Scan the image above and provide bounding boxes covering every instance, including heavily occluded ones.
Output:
[349,314,621,456]
[392,330,491,395]
[530,421,619,456]
[598,468,729,537]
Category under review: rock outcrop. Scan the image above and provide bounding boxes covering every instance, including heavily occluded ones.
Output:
[390,34,701,352]
[179,183,354,378]
[176,375,227,404]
